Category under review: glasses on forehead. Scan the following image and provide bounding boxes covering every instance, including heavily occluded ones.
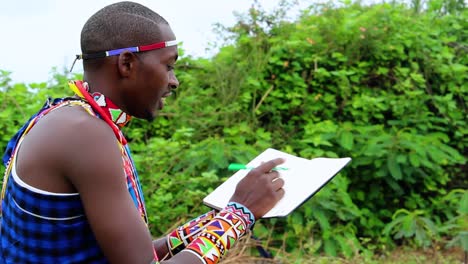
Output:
[69,39,178,72]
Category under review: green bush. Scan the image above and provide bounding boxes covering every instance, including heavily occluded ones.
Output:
[1,0,466,260]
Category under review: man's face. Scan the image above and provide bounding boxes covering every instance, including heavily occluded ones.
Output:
[123,24,179,121]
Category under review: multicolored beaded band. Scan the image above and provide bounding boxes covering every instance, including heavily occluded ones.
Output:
[225,202,256,229]
[183,203,255,264]
[70,40,178,72]
[167,210,217,256]
[77,40,178,60]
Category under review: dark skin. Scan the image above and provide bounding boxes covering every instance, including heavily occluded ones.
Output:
[14,24,285,264]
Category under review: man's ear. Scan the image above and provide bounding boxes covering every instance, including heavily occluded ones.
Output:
[117,51,138,78]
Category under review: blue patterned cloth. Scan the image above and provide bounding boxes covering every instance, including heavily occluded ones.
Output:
[0,171,107,263]
[0,98,109,263]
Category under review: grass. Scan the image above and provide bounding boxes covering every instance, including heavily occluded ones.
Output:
[222,235,467,264]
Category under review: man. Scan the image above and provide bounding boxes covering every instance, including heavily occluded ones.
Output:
[0,2,285,263]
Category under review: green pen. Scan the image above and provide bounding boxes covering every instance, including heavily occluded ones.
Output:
[228,163,289,171]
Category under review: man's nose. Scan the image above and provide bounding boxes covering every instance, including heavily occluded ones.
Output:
[169,71,179,90]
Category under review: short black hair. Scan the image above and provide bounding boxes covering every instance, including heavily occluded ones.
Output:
[80,1,169,54]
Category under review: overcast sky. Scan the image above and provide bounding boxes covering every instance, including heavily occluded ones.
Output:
[0,0,309,84]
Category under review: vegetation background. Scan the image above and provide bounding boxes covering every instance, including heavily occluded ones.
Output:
[1,0,466,263]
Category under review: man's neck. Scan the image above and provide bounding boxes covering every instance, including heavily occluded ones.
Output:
[83,72,112,94]
[82,71,125,111]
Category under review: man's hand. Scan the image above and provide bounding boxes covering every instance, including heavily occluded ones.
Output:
[229,158,286,220]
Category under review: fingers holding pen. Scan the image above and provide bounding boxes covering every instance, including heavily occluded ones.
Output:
[271,176,285,191]
[264,170,284,189]
[230,157,287,219]
[255,158,285,174]
[250,163,285,188]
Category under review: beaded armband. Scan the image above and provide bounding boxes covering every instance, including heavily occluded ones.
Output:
[167,210,217,256]
[224,202,255,229]
[183,202,256,264]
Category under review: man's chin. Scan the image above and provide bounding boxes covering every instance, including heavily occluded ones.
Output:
[143,110,156,122]
[131,109,157,122]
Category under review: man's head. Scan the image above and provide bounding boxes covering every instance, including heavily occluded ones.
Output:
[80,1,179,121]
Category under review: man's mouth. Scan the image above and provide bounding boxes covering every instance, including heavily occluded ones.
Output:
[162,91,173,98]
[158,90,173,110]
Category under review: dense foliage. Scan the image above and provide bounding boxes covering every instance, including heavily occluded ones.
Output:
[1,0,466,261]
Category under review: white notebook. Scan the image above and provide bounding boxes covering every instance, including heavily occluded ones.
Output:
[203,148,352,218]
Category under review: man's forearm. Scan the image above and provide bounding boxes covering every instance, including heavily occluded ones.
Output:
[153,237,171,260]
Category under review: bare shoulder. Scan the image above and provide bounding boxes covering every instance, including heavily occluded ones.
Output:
[39,104,114,142]
[29,104,123,183]
[13,103,122,193]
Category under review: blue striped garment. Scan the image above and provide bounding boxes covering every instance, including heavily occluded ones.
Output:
[0,98,109,263]
[0,171,107,263]
[0,97,148,263]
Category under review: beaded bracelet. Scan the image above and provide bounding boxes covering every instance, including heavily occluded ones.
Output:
[183,202,255,264]
[224,202,255,229]
[166,210,217,256]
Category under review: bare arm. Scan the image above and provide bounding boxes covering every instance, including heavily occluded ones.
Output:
[61,111,158,263]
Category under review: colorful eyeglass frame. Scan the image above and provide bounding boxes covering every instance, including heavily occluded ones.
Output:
[76,40,178,60]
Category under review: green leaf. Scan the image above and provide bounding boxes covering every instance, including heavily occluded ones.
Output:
[291,212,305,235]
[461,232,468,251]
[409,153,420,167]
[387,155,403,180]
[460,191,468,214]
[324,238,337,256]
[335,234,353,257]
[339,131,354,150]
[313,209,331,231]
